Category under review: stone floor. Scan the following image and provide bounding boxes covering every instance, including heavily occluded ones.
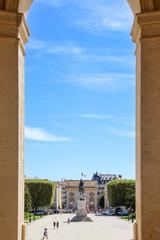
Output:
[27,213,133,240]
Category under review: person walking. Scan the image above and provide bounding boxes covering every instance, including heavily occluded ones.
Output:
[53,221,56,228]
[56,221,59,229]
[42,228,48,239]
[67,218,70,224]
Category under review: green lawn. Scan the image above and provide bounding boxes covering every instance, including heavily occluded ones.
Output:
[121,216,129,221]
[121,213,135,222]
[24,212,42,223]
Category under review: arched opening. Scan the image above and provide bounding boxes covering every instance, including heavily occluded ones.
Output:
[25,1,135,239]
[1,1,160,240]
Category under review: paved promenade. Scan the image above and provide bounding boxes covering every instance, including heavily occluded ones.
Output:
[27,214,133,240]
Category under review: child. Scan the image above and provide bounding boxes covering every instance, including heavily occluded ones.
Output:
[42,228,48,239]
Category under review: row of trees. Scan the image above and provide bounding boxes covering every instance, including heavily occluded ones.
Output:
[25,179,135,212]
[107,179,135,210]
[25,179,56,212]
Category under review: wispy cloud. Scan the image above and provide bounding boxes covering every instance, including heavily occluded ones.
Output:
[48,46,82,55]
[76,114,132,122]
[26,39,46,50]
[61,73,135,90]
[71,54,135,71]
[77,114,112,119]
[27,39,135,91]
[27,39,134,68]
[38,0,133,32]
[76,54,134,65]
[38,0,62,7]
[25,126,71,142]
[109,129,135,138]
[27,39,83,55]
[74,0,133,32]
[79,117,135,138]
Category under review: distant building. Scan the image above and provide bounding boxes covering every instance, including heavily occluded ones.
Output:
[92,172,122,208]
[54,173,122,211]
[60,180,97,211]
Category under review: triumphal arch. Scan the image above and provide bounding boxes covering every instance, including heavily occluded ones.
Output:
[0,0,160,239]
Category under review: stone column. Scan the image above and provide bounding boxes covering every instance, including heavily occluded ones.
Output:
[128,1,160,239]
[104,184,109,209]
[0,5,31,240]
[94,190,97,210]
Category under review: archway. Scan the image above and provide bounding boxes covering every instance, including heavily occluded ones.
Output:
[1,0,160,240]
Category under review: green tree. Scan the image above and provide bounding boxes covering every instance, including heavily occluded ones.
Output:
[107,179,135,209]
[25,179,56,211]
[25,185,32,212]
[98,194,105,208]
[125,189,135,210]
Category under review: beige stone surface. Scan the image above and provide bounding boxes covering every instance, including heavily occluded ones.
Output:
[128,0,160,14]
[1,1,160,239]
[129,1,160,239]
[0,1,31,240]
[27,214,133,240]
[137,31,160,240]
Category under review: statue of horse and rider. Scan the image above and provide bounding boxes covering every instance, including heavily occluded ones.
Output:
[79,179,85,196]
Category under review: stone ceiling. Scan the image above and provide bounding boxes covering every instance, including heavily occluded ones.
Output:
[128,0,160,14]
[0,0,32,13]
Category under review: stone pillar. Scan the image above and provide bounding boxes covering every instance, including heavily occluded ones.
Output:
[0,3,31,240]
[104,184,109,209]
[94,191,97,210]
[128,1,160,239]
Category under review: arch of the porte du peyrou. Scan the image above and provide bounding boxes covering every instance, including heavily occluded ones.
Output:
[1,0,160,239]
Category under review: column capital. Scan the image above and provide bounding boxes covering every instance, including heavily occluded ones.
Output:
[128,0,160,42]
[0,0,32,53]
[0,11,29,54]
[0,0,32,14]
[128,0,160,14]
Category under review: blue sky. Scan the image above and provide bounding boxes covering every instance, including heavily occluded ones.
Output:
[25,0,135,181]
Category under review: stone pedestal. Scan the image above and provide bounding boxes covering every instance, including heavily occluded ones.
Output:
[133,223,137,240]
[76,199,87,218]
[71,197,93,222]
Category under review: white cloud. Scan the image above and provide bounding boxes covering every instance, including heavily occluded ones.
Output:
[26,39,46,50]
[38,0,133,32]
[48,45,82,55]
[102,18,130,31]
[25,126,71,142]
[27,39,134,69]
[27,39,135,91]
[77,114,112,119]
[109,129,135,138]
[63,73,134,90]
[76,114,133,123]
[74,54,134,69]
[38,0,62,7]
[27,39,83,55]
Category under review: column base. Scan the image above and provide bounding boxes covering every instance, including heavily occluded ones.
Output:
[133,222,137,240]
[22,224,26,240]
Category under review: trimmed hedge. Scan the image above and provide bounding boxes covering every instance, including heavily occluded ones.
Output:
[107,179,135,209]
[25,179,56,211]
[25,184,32,212]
